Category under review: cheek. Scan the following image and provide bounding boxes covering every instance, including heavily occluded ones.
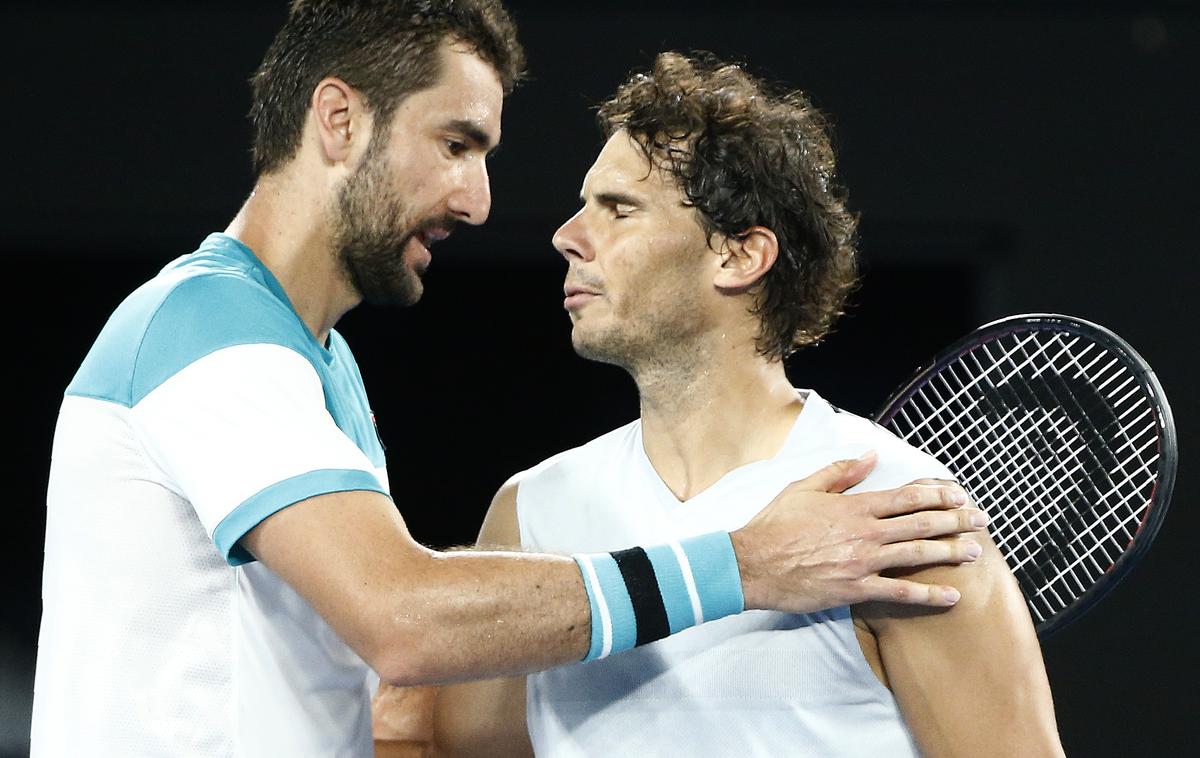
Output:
[385,145,441,207]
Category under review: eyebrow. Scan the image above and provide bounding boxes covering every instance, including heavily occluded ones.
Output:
[445,119,499,155]
[586,191,645,209]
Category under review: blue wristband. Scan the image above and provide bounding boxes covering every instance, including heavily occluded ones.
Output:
[574,531,744,662]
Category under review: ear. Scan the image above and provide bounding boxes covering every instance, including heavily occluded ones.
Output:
[713,226,779,291]
[311,77,367,165]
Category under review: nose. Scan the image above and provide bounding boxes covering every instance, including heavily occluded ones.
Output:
[449,158,492,226]
[552,208,593,262]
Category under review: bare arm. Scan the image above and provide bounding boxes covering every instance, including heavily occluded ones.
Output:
[242,487,588,686]
[242,453,985,686]
[855,529,1065,757]
[373,483,533,757]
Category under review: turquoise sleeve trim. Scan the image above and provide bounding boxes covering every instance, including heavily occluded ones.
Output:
[681,532,745,621]
[643,543,697,634]
[591,553,638,656]
[213,468,387,566]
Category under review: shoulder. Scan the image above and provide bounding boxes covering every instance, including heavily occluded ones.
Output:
[804,392,955,492]
[505,419,640,541]
[514,419,641,490]
[68,253,314,407]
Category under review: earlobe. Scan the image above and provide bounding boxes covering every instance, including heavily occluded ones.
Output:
[713,227,779,291]
[311,77,359,165]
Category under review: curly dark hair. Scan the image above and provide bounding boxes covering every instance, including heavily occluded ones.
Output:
[250,0,525,175]
[598,52,859,360]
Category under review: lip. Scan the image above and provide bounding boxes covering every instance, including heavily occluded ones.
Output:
[408,236,433,272]
[421,227,451,246]
[563,283,601,311]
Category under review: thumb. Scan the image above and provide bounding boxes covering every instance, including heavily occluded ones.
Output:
[796,450,876,493]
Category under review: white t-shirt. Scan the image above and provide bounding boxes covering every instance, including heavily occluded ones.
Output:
[517,391,952,757]
[33,234,388,756]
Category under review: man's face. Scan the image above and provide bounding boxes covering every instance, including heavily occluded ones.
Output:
[333,41,503,306]
[553,132,716,368]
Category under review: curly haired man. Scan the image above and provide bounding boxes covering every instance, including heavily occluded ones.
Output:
[375,52,1063,758]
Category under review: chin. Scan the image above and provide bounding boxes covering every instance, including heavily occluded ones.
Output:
[360,271,423,308]
[570,328,627,368]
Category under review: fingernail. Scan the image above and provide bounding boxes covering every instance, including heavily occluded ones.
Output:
[856,449,876,461]
[951,489,968,505]
[970,509,988,527]
[943,588,961,604]
[966,542,983,559]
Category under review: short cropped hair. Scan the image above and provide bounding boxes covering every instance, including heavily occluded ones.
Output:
[598,52,859,360]
[250,0,525,175]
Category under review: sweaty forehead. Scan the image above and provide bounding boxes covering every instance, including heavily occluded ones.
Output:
[393,41,504,143]
[580,132,676,200]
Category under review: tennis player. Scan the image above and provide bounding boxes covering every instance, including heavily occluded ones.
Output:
[375,53,1064,757]
[33,4,987,755]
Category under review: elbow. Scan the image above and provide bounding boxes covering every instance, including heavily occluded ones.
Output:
[368,618,446,687]
[356,546,451,686]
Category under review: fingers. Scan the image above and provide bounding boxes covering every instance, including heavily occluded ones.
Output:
[874,537,983,570]
[857,575,963,607]
[877,506,988,543]
[867,482,972,518]
[795,450,878,494]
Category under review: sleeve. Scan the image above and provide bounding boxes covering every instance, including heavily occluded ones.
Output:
[131,343,388,565]
[124,275,387,565]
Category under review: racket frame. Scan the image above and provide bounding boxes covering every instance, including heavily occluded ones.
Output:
[873,313,1176,638]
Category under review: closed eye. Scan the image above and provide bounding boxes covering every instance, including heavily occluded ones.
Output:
[592,191,643,219]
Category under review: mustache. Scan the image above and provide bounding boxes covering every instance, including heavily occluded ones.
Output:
[565,276,604,292]
[414,215,459,238]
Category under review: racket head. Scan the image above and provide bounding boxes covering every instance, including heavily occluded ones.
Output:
[874,313,1176,638]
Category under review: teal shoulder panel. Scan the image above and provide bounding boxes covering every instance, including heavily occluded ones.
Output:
[130,273,316,405]
[67,256,321,407]
[324,329,386,468]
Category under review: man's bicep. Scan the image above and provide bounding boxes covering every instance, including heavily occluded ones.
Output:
[241,487,431,669]
[860,533,1064,757]
[476,477,523,547]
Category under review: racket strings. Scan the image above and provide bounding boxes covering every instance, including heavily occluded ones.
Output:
[883,328,1161,625]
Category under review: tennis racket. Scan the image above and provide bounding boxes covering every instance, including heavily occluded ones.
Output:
[874,314,1175,638]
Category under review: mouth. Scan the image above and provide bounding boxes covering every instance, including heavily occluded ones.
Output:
[418,226,451,250]
[408,226,453,272]
[563,282,602,311]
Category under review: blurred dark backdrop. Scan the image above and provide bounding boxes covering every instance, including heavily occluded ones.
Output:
[3,1,1195,755]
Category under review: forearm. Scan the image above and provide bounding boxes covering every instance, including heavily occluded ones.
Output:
[366,548,589,686]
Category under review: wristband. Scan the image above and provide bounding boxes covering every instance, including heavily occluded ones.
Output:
[573,531,744,662]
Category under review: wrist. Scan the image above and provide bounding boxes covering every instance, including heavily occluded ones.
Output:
[573,530,744,662]
[728,527,764,611]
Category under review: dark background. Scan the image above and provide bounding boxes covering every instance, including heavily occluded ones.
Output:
[3,1,1195,755]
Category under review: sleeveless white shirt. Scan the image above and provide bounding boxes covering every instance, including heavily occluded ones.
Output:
[517,390,952,757]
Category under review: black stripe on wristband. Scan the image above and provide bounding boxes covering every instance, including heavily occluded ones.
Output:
[612,546,671,646]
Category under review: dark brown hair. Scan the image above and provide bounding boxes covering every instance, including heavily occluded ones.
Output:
[249,0,525,175]
[598,52,859,360]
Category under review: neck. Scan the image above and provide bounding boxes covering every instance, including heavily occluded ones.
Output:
[224,172,360,345]
[633,336,803,502]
